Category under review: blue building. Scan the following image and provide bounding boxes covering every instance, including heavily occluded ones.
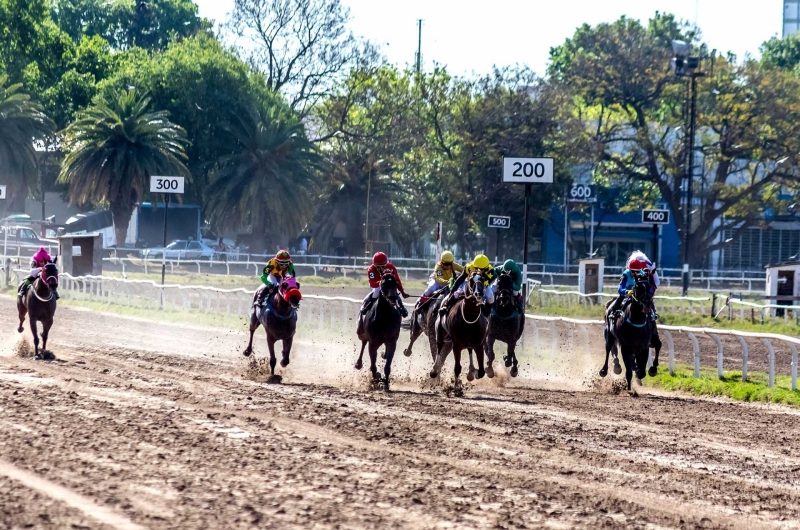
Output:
[543,202,680,270]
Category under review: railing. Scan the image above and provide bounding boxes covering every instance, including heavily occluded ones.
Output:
[40,272,800,392]
[534,289,712,315]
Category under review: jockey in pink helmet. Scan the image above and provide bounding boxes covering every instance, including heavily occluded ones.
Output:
[18,247,59,299]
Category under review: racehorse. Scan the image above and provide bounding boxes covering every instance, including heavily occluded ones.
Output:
[243,277,302,382]
[430,270,489,387]
[601,270,656,394]
[355,272,403,391]
[486,270,525,378]
[17,262,59,360]
[404,287,447,362]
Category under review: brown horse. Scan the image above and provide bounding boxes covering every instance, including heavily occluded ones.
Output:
[17,262,59,360]
[355,272,403,391]
[430,271,489,388]
[404,287,446,362]
[243,277,302,383]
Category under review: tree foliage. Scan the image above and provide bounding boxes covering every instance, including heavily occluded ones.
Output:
[59,88,189,245]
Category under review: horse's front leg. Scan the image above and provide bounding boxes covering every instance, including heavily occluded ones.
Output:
[243,308,260,357]
[649,330,662,377]
[281,335,293,368]
[600,325,613,377]
[486,336,496,379]
[41,318,52,356]
[475,343,486,379]
[453,348,463,389]
[266,335,278,376]
[507,342,518,378]
[368,342,380,381]
[466,348,476,382]
[17,302,26,334]
[430,324,450,378]
[621,345,636,396]
[30,318,41,360]
[383,339,397,392]
[355,340,367,370]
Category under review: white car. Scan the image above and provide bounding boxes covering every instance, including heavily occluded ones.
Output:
[143,240,215,260]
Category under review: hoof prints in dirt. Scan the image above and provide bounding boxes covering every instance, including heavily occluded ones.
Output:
[243,357,284,384]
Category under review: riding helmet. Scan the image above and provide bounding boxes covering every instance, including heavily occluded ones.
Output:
[372,252,388,266]
[276,250,291,265]
[473,254,490,269]
[441,251,455,263]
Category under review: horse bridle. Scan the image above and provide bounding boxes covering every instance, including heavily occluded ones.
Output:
[380,275,401,310]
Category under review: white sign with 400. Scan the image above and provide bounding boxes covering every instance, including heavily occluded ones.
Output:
[150,176,185,194]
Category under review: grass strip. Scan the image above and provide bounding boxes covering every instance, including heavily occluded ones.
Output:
[645,364,800,407]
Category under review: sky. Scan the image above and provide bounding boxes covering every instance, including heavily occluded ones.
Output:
[194,0,785,77]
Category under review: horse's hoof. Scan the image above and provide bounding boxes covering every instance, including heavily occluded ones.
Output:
[280,357,290,368]
[429,370,438,379]
[267,374,282,384]
[476,368,485,380]
[510,366,519,378]
[355,360,363,371]
[33,354,42,361]
[466,370,475,382]
[599,368,608,378]
[242,349,252,357]
[403,348,412,357]
[629,389,639,398]
[383,381,390,392]
[613,364,622,375]
[372,370,381,381]
[648,366,658,377]
[635,377,643,387]
[504,357,513,368]
[17,327,23,333]
[486,365,495,379]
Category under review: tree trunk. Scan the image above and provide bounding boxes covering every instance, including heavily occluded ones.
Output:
[110,201,134,248]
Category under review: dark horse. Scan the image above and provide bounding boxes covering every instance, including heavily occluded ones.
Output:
[404,287,447,362]
[243,277,302,383]
[355,272,403,391]
[430,270,488,387]
[17,262,59,360]
[486,270,525,378]
[601,270,657,394]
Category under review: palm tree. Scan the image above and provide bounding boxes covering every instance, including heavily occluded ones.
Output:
[59,88,189,246]
[206,104,320,252]
[0,74,55,214]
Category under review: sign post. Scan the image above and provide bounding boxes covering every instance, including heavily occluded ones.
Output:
[150,176,185,287]
[0,185,7,282]
[641,209,670,266]
[567,184,598,256]
[503,158,553,306]
[435,221,443,259]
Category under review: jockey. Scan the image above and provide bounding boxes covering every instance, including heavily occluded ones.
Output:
[418,251,463,307]
[255,250,296,306]
[18,247,59,299]
[360,252,409,317]
[438,253,495,316]
[610,250,660,318]
[491,259,524,313]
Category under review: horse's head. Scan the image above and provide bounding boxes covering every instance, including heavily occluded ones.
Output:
[495,271,514,309]
[466,270,485,304]
[380,272,399,298]
[41,263,59,291]
[631,270,652,311]
[280,277,302,309]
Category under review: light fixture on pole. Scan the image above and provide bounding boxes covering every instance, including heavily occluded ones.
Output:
[671,39,705,296]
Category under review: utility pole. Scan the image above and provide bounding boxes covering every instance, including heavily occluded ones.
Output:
[415,19,423,74]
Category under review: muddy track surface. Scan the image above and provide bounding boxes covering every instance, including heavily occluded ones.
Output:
[2,296,800,529]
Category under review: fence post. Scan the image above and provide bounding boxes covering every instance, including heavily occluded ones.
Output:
[708,333,723,379]
[761,339,775,388]
[663,330,675,376]
[787,342,798,391]
[738,335,749,382]
[688,332,700,377]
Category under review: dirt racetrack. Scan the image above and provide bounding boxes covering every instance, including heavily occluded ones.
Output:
[2,294,800,529]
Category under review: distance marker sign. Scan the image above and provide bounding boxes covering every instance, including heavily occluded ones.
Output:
[0,185,6,200]
[488,215,511,229]
[150,176,185,194]
[502,158,554,184]
[641,209,670,224]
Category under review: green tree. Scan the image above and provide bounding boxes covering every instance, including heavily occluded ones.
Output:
[761,33,800,71]
[51,0,211,50]
[59,88,189,245]
[549,14,800,265]
[100,34,281,208]
[205,104,321,252]
[0,75,55,214]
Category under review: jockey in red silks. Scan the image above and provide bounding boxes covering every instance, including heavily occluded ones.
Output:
[609,250,659,318]
[359,252,409,317]
[18,247,59,299]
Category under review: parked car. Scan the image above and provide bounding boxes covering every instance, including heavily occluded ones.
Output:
[142,239,215,260]
[0,225,58,248]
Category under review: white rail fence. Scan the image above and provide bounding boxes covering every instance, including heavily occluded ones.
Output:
[39,272,800,392]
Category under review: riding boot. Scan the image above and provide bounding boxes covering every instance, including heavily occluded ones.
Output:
[17,278,31,297]
[396,297,409,318]
[417,295,430,307]
[438,294,455,316]
[360,294,375,315]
